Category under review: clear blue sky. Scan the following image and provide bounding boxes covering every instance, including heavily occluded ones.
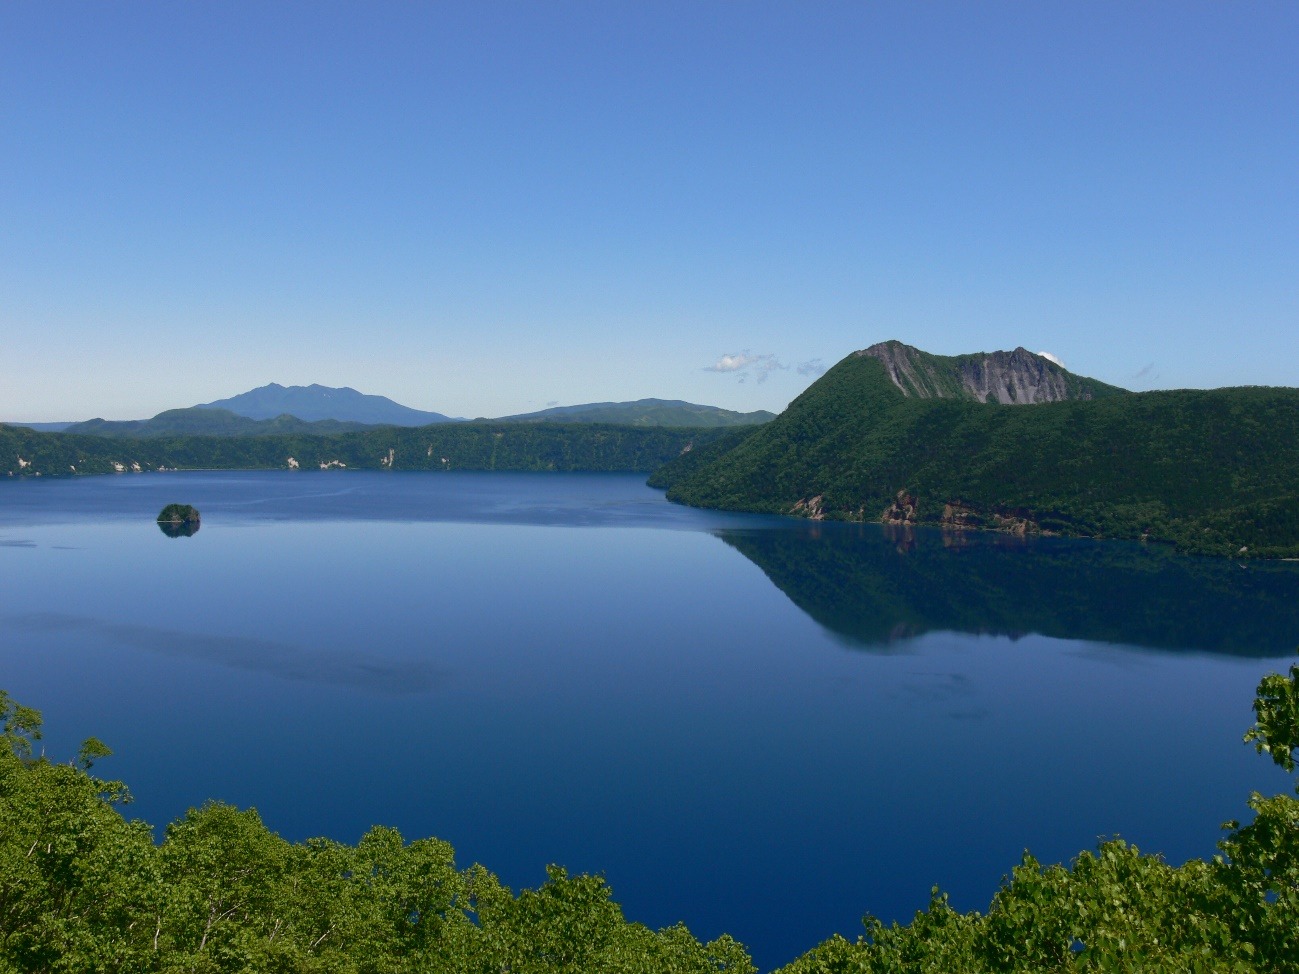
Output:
[3,1,1296,421]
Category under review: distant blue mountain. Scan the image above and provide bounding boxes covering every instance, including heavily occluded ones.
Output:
[196,383,456,426]
[3,421,76,432]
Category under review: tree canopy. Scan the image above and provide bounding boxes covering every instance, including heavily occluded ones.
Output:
[2,664,1298,972]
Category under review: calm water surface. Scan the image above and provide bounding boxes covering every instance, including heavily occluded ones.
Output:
[2,471,1297,969]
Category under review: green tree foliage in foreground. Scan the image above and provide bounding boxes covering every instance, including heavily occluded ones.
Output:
[0,691,753,974]
[2,666,1298,973]
[779,661,1299,974]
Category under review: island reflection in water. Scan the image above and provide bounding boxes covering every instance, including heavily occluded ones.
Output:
[157,519,200,538]
[717,522,1299,657]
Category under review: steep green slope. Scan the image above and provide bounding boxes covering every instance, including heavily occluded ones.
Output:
[497,398,775,427]
[0,422,716,477]
[646,425,760,486]
[662,351,1299,557]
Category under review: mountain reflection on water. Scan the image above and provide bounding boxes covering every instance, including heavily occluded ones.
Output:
[717,523,1299,657]
[5,472,1299,969]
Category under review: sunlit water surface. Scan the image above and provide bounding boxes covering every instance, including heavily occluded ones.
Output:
[2,471,1297,969]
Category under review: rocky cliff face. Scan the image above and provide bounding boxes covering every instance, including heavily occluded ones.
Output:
[857,340,1117,404]
[951,348,1080,403]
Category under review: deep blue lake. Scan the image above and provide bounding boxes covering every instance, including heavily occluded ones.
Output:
[3,471,1298,969]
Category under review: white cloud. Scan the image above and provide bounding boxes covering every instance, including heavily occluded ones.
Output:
[704,351,787,383]
[707,352,760,372]
[1036,351,1065,368]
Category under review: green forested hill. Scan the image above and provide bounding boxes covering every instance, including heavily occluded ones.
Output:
[657,351,1299,557]
[0,422,718,478]
[496,399,775,427]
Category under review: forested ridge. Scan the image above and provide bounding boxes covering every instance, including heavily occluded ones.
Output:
[61,408,375,438]
[654,353,1299,557]
[0,423,723,478]
[494,399,774,427]
[2,663,1298,972]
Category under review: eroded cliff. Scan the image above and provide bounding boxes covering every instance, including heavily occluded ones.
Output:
[857,340,1124,403]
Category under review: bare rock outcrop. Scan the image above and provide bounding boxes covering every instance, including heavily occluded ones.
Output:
[857,340,1114,404]
[990,509,1042,536]
[941,500,982,529]
[881,490,918,524]
[955,348,1081,404]
[790,495,826,520]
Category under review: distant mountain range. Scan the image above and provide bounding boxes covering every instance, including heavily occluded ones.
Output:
[8,384,772,434]
[7,421,77,432]
[195,383,457,425]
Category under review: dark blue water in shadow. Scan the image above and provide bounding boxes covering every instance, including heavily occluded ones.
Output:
[2,471,1297,970]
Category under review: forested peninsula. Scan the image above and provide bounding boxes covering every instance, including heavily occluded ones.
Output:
[4,664,1298,972]
[653,342,1299,558]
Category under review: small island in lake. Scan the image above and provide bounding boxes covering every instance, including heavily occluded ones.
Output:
[156,503,200,538]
